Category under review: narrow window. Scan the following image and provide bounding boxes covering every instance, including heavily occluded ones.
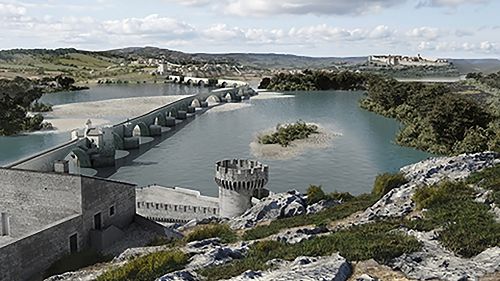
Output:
[69,234,78,254]
[109,206,115,217]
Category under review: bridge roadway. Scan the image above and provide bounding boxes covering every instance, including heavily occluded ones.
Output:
[6,84,255,173]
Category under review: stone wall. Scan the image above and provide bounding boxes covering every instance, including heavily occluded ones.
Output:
[80,177,136,235]
[0,215,83,281]
[137,201,219,223]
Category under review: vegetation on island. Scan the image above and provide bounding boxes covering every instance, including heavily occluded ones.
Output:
[258,121,319,147]
[0,77,53,136]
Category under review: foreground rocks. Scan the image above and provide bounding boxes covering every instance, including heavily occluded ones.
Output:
[357,152,500,224]
[229,191,307,229]
[228,254,352,281]
[392,230,500,281]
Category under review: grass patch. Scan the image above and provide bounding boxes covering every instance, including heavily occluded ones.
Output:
[184,224,238,244]
[413,181,500,257]
[96,250,188,281]
[467,164,500,204]
[372,172,408,197]
[242,193,379,240]
[200,221,421,280]
[44,249,111,279]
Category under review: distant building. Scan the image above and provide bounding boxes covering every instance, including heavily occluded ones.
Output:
[0,168,137,281]
[368,54,449,67]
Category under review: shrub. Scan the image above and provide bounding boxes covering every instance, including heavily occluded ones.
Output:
[329,191,355,202]
[184,224,237,244]
[372,172,408,197]
[258,121,319,147]
[413,181,500,258]
[306,185,327,205]
[97,250,188,281]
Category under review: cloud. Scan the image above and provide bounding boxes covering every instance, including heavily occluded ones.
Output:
[0,3,26,18]
[406,27,445,41]
[102,14,195,38]
[417,40,497,54]
[416,0,490,8]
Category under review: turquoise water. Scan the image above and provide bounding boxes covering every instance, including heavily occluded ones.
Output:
[110,90,433,196]
[0,85,433,195]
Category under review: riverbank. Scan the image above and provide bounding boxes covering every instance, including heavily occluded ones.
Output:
[42,95,190,132]
[250,123,338,160]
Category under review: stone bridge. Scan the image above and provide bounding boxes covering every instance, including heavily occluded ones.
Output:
[168,75,247,88]
[6,84,256,173]
[112,86,253,150]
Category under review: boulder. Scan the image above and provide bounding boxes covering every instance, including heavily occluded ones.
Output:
[227,253,352,281]
[275,226,329,244]
[229,190,307,229]
[392,229,500,280]
[307,199,340,215]
[184,238,250,270]
[356,152,500,224]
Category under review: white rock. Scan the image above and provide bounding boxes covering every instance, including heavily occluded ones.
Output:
[229,190,307,229]
[226,254,352,281]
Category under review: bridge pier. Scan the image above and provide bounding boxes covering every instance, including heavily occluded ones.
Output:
[123,137,140,150]
[177,111,187,120]
[200,101,209,108]
[187,106,196,114]
[165,117,177,127]
[149,125,162,136]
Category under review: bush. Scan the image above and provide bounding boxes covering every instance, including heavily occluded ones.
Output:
[372,172,407,197]
[258,121,319,147]
[413,181,500,257]
[184,224,237,244]
[306,185,327,205]
[97,250,188,281]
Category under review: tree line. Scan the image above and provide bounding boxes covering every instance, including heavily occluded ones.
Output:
[0,77,52,136]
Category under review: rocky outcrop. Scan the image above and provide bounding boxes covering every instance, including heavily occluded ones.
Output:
[274,226,329,244]
[229,190,307,229]
[356,152,500,224]
[227,254,352,281]
[184,238,249,269]
[392,229,500,280]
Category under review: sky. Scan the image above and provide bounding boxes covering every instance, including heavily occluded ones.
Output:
[0,0,499,58]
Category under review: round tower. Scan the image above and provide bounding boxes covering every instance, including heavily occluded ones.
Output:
[215,159,269,218]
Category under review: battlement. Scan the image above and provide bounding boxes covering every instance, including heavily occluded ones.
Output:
[215,159,269,217]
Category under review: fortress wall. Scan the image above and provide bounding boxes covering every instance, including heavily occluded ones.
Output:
[137,201,219,223]
[0,215,83,281]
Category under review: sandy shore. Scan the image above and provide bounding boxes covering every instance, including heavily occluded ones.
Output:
[207,102,252,113]
[252,92,294,100]
[43,95,190,132]
[250,124,339,160]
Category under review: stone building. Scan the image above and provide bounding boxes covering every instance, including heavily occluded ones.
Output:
[0,168,137,281]
[215,159,269,218]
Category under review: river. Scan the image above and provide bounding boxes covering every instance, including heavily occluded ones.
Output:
[0,85,433,196]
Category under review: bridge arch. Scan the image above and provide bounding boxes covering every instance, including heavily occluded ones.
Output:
[220,82,228,88]
[132,122,150,137]
[191,99,201,108]
[198,80,206,87]
[167,109,178,118]
[113,132,124,150]
[186,79,193,85]
[206,95,221,104]
[68,147,92,168]
[154,114,166,126]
